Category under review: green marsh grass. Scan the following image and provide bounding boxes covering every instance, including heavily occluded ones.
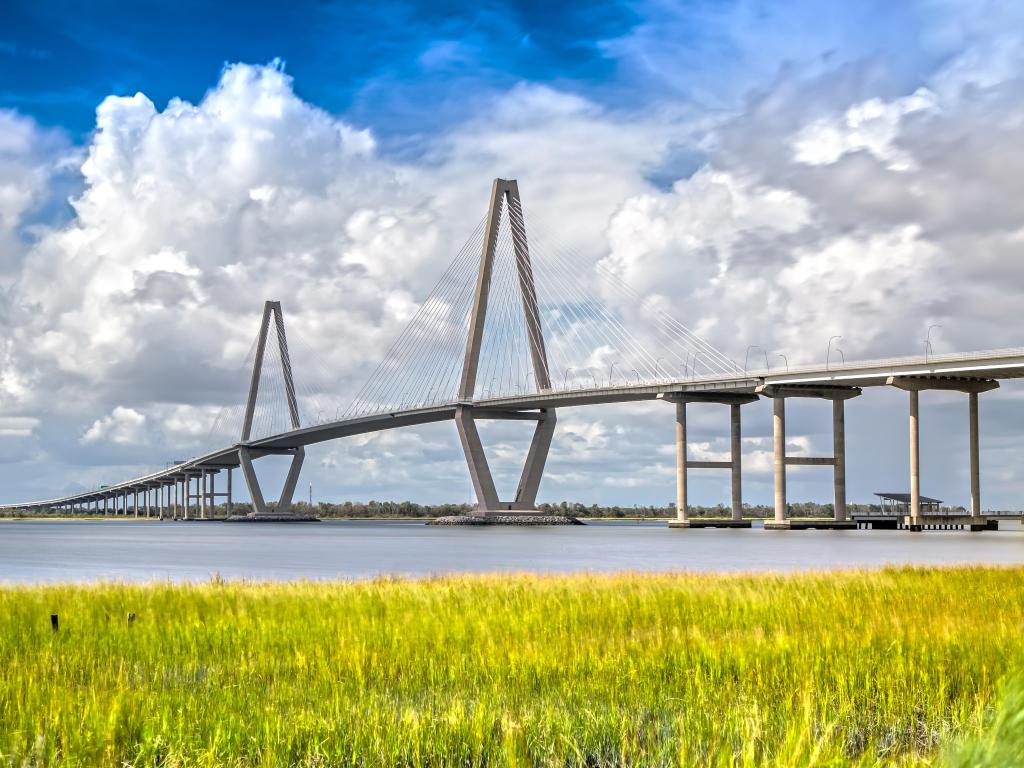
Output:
[1,567,1023,766]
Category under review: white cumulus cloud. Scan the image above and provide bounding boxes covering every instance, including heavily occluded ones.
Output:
[81,406,148,445]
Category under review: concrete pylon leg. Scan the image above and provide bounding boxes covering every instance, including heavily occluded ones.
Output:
[675,402,687,523]
[909,390,920,524]
[226,467,233,516]
[730,403,742,520]
[833,399,847,522]
[238,448,268,515]
[237,447,305,516]
[969,392,980,518]
[456,406,555,515]
[514,411,556,508]
[773,397,787,522]
[455,406,501,514]
[276,448,305,515]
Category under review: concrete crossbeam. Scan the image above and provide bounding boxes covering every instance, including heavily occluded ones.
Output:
[785,457,835,466]
[887,375,999,393]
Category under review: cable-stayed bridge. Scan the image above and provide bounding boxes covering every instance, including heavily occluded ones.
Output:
[6,179,1024,530]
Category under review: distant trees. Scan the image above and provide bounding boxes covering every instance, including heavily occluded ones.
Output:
[5,499,969,520]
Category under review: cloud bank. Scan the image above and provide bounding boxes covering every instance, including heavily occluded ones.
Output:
[4,3,1024,509]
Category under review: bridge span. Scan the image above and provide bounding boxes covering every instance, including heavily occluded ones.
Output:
[4,179,1022,531]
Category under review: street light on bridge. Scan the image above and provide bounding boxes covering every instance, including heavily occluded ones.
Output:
[826,336,843,369]
[744,345,768,373]
[925,324,942,362]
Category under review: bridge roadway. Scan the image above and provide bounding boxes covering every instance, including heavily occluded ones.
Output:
[6,346,1024,514]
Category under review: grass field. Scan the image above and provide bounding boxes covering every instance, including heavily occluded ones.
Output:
[1,568,1023,767]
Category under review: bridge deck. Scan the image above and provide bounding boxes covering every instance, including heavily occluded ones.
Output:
[6,348,1024,511]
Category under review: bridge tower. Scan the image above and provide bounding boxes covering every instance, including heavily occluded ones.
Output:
[237,300,307,518]
[456,179,556,516]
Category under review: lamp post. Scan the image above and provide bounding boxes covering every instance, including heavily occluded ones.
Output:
[925,324,942,362]
[744,346,768,373]
[826,336,842,369]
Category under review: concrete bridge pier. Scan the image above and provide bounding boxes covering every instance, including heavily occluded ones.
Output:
[661,393,757,528]
[887,376,998,531]
[757,385,861,530]
[969,391,980,518]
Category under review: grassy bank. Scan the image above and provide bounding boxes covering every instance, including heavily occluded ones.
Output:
[1,568,1022,766]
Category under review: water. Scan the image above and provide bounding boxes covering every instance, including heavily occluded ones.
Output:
[1,518,1022,583]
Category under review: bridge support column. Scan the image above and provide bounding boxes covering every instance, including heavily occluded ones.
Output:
[675,402,687,523]
[200,470,207,520]
[909,390,920,524]
[887,376,998,531]
[226,467,233,516]
[731,404,743,521]
[757,385,861,530]
[773,397,786,524]
[833,399,847,522]
[662,393,757,528]
[969,392,980,518]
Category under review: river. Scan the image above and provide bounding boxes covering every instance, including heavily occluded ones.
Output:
[1,518,1022,583]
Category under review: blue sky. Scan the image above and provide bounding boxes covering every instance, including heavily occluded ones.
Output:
[2,0,634,140]
[4,0,1024,509]
[2,0,943,148]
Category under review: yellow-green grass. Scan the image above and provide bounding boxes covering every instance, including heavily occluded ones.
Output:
[1,568,1023,767]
